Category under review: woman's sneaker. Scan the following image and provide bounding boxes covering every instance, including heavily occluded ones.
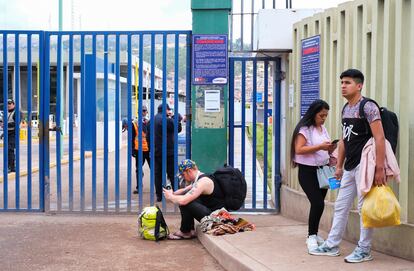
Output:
[306,235,319,252]
[344,246,373,263]
[309,242,340,256]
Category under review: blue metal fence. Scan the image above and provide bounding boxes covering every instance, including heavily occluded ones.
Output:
[228,57,281,212]
[0,31,45,212]
[1,30,192,213]
[1,30,280,214]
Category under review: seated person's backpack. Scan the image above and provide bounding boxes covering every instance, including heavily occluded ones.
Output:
[138,205,169,241]
[211,165,247,211]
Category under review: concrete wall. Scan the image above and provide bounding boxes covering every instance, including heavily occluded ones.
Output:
[283,0,414,261]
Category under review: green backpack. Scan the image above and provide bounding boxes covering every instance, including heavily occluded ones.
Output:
[138,205,169,241]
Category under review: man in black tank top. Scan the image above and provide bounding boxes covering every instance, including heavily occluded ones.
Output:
[163,159,225,240]
[309,69,386,263]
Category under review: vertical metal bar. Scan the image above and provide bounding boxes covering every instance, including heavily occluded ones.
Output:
[149,33,155,205]
[241,60,246,209]
[286,0,289,9]
[230,7,234,52]
[39,32,46,211]
[15,34,20,209]
[126,34,132,212]
[103,34,109,212]
[228,58,234,166]
[161,33,167,211]
[262,0,265,9]
[241,0,244,51]
[80,34,85,211]
[173,34,179,193]
[251,0,254,51]
[138,33,144,211]
[252,59,257,209]
[115,34,120,211]
[91,34,97,212]
[274,58,282,212]
[263,61,269,209]
[274,0,276,9]
[68,34,74,211]
[2,33,8,209]
[56,34,62,211]
[27,34,33,210]
[43,33,51,212]
[185,34,191,159]
[290,0,293,9]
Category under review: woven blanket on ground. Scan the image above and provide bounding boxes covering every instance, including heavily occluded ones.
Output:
[200,208,256,235]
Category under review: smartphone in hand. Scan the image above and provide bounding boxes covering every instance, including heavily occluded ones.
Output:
[331,139,339,144]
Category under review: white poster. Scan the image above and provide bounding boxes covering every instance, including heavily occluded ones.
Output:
[204,89,221,112]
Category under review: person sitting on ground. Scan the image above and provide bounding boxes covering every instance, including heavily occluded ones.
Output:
[163,159,225,240]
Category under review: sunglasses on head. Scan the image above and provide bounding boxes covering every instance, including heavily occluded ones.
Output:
[7,101,13,104]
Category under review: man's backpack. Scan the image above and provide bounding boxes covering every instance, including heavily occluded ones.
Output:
[138,205,169,241]
[359,97,399,153]
[211,165,247,211]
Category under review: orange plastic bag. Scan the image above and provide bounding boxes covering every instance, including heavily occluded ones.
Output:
[362,186,401,228]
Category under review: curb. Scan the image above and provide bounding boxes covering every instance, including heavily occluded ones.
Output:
[196,228,271,271]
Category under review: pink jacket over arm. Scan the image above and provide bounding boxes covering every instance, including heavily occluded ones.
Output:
[359,138,400,196]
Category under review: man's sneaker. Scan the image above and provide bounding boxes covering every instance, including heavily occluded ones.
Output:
[309,242,340,256]
[306,235,319,252]
[344,246,373,263]
[316,235,324,246]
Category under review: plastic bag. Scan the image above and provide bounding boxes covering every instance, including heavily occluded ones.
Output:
[362,186,401,228]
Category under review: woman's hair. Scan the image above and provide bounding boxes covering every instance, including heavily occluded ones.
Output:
[290,99,330,167]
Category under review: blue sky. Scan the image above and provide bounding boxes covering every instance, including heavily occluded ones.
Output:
[0,0,348,31]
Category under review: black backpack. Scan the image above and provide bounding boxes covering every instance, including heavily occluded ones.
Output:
[358,97,399,153]
[211,165,247,211]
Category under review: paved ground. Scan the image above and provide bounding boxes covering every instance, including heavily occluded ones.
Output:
[0,213,224,271]
[199,214,414,271]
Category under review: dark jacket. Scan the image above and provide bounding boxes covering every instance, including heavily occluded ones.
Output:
[147,109,182,156]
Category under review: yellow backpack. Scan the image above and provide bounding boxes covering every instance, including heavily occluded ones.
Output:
[138,206,169,241]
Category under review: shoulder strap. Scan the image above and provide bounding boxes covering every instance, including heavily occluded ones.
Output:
[359,97,380,119]
[341,103,348,116]
[154,205,169,242]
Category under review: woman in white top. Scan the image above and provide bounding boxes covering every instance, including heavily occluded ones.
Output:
[290,99,337,253]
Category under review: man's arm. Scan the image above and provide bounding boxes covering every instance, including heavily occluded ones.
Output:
[173,185,192,196]
[334,139,346,180]
[370,120,386,186]
[164,178,213,206]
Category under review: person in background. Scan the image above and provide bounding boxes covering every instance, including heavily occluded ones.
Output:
[147,103,182,202]
[122,105,150,194]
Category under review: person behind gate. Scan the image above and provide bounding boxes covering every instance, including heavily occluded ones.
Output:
[310,69,386,263]
[291,99,336,253]
[122,105,150,194]
[147,103,182,202]
[163,159,226,240]
[3,99,21,173]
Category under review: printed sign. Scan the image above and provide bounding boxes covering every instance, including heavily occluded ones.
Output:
[192,35,228,85]
[300,35,320,117]
[204,89,221,112]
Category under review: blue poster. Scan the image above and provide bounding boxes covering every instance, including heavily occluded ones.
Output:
[192,35,228,85]
[300,35,320,117]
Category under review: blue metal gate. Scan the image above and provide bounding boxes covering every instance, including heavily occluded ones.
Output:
[1,30,192,213]
[1,31,45,212]
[228,57,281,212]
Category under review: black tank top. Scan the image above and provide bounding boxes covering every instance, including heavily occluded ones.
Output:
[197,174,225,210]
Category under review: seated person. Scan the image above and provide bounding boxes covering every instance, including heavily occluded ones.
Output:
[163,159,225,239]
